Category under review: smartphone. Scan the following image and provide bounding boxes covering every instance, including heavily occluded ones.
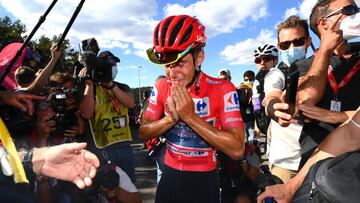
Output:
[285,69,299,115]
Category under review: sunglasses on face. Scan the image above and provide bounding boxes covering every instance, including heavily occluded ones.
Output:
[255,56,273,64]
[278,36,307,50]
[147,42,195,66]
[324,4,359,19]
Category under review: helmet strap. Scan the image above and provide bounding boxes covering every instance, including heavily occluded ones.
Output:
[186,51,201,93]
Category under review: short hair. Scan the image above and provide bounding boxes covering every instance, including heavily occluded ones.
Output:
[309,0,332,37]
[243,70,255,80]
[15,66,35,87]
[49,72,74,87]
[277,15,310,39]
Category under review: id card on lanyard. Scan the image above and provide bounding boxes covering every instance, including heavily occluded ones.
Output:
[327,59,360,112]
[101,86,126,128]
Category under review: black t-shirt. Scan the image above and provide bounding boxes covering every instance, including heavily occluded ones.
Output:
[299,53,360,155]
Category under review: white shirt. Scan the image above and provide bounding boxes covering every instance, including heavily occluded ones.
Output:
[264,66,302,171]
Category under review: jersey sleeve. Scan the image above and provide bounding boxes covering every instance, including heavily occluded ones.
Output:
[218,81,244,129]
[264,67,286,94]
[144,78,166,121]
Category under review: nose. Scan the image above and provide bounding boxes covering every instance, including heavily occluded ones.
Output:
[169,66,178,79]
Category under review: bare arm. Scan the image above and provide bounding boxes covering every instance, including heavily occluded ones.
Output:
[24,44,61,94]
[139,115,176,141]
[297,14,344,105]
[78,68,95,119]
[257,106,360,203]
[184,115,245,160]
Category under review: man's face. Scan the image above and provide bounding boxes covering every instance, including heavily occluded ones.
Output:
[164,53,197,87]
[278,26,310,52]
[321,0,357,32]
[255,55,276,70]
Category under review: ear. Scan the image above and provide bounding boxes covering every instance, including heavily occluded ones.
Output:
[318,18,329,33]
[195,50,205,67]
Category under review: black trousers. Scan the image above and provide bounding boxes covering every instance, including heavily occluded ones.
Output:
[155,165,220,203]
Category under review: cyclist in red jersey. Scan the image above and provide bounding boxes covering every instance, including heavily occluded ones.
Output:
[139,15,245,203]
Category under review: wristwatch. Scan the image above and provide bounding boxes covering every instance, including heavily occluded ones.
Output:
[22,150,36,180]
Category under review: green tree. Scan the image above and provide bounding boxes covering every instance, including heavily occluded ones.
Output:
[0,16,26,49]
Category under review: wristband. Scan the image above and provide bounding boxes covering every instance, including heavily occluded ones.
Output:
[22,150,36,181]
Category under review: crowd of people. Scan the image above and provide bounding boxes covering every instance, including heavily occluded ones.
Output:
[0,0,359,202]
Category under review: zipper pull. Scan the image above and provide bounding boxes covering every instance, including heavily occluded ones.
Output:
[309,181,316,200]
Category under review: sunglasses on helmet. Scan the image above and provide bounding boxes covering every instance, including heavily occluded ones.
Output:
[324,4,359,19]
[254,56,274,64]
[147,42,195,66]
[278,36,307,50]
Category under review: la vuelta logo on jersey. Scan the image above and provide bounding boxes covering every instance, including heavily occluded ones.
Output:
[224,91,239,112]
[193,97,210,117]
[149,87,158,105]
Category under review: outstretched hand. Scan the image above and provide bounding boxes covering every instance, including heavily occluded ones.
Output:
[0,91,45,115]
[34,142,100,189]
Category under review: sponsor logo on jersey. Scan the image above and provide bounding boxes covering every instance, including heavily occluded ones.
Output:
[193,97,210,117]
[224,91,240,112]
[206,78,221,85]
[149,87,158,104]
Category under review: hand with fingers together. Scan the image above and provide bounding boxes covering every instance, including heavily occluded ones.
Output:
[171,83,196,121]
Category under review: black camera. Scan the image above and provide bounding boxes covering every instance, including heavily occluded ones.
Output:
[49,91,78,137]
[78,51,113,84]
[76,38,117,84]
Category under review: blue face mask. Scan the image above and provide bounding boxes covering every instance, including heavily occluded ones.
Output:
[280,46,306,66]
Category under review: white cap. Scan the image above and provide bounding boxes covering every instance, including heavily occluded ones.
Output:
[218,68,231,78]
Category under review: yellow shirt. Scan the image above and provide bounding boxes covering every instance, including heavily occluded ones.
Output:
[90,86,132,148]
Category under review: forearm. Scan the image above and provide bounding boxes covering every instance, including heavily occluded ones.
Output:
[112,87,135,108]
[78,84,95,119]
[287,113,360,194]
[298,49,332,105]
[139,116,176,141]
[26,57,58,94]
[184,115,244,160]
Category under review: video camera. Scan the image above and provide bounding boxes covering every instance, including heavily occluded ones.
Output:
[75,38,117,84]
[49,88,78,137]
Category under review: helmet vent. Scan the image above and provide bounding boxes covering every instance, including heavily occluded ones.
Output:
[168,16,187,46]
[161,16,174,47]
[179,25,193,47]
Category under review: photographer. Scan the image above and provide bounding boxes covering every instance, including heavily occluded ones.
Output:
[45,72,84,145]
[78,49,137,183]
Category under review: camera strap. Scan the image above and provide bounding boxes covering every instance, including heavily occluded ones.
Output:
[100,86,122,115]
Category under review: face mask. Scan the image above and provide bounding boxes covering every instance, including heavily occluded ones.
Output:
[340,12,360,40]
[280,46,306,66]
[112,65,118,80]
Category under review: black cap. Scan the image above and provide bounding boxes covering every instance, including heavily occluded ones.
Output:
[98,51,120,63]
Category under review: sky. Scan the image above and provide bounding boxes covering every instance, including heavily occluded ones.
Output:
[1,0,359,90]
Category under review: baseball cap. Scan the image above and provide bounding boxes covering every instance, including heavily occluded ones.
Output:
[98,51,120,63]
[218,68,231,78]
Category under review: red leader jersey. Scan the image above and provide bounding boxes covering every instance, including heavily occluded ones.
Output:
[144,72,243,172]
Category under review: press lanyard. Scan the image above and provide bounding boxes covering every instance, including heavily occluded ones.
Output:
[101,86,122,115]
[327,59,360,96]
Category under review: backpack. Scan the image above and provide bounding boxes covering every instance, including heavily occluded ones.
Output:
[293,150,360,203]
